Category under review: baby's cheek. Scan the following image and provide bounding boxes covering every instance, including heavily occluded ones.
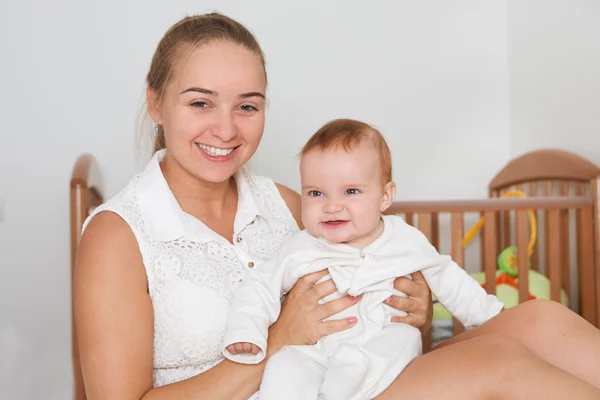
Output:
[302,206,321,234]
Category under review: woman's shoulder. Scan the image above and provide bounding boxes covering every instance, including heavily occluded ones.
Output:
[274,183,303,229]
[83,173,142,230]
[81,173,142,244]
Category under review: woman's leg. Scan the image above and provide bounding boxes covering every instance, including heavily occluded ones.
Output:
[375,334,600,400]
[436,300,600,388]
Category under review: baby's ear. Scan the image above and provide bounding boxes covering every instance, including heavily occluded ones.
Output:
[380,181,396,212]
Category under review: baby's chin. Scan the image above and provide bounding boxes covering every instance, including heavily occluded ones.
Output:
[319,231,355,244]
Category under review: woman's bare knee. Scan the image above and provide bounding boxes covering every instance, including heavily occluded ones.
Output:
[512,299,575,331]
[517,299,567,315]
[376,334,529,399]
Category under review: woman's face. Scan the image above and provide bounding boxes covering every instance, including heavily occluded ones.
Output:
[148,40,267,184]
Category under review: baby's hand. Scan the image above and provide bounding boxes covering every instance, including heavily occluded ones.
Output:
[226,342,261,355]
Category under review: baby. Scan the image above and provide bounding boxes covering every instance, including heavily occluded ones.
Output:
[222,119,504,400]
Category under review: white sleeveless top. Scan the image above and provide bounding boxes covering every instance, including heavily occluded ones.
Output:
[83,149,300,387]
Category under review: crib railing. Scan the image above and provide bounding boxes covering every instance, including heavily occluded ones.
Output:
[385,195,599,337]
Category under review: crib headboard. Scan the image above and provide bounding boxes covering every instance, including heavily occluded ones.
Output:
[488,148,600,195]
[487,149,600,324]
[70,154,104,400]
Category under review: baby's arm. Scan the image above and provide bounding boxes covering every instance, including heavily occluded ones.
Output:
[409,232,504,328]
[421,257,504,328]
[222,239,301,364]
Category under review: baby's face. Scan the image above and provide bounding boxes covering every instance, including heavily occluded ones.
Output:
[300,145,394,248]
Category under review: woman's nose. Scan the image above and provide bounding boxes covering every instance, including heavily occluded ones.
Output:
[214,111,238,142]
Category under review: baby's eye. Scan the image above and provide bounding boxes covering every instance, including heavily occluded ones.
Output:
[308,190,323,197]
[346,188,360,195]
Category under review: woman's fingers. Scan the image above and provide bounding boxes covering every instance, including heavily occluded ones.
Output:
[393,275,419,294]
[386,295,419,314]
[389,272,432,331]
[319,316,358,336]
[293,269,329,294]
[315,294,360,321]
[391,312,426,327]
[310,276,338,302]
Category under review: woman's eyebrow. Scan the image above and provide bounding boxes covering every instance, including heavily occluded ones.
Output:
[238,91,265,100]
[180,87,217,96]
[179,87,265,100]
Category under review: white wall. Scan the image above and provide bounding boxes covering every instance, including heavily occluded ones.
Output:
[507,0,600,164]
[0,1,520,398]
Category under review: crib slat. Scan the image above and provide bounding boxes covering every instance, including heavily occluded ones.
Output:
[578,205,596,326]
[405,213,414,227]
[502,189,510,251]
[451,212,465,335]
[547,209,562,303]
[559,182,571,302]
[417,213,432,239]
[516,210,530,303]
[529,183,539,271]
[543,181,553,276]
[574,184,584,313]
[431,213,440,251]
[491,191,503,260]
[483,211,497,294]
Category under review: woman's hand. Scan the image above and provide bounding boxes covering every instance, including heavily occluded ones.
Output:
[267,270,360,356]
[385,271,433,333]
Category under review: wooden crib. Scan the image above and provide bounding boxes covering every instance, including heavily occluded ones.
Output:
[385,149,600,349]
[69,149,599,399]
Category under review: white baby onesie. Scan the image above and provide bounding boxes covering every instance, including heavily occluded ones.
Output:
[222,215,504,400]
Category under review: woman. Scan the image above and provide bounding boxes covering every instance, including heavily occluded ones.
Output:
[74,12,600,399]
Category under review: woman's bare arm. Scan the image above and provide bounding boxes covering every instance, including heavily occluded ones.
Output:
[74,212,269,400]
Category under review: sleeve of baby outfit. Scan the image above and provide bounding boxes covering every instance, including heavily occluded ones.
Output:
[222,238,300,364]
[415,234,505,329]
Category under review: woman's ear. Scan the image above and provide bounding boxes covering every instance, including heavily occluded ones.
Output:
[146,87,163,125]
[380,181,396,212]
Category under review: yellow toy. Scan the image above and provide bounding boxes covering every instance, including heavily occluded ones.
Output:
[462,190,537,276]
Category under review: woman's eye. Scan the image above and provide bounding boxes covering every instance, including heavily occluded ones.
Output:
[191,101,208,108]
[346,188,360,195]
[240,104,258,112]
[308,190,323,197]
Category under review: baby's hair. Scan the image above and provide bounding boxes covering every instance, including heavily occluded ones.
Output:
[299,118,392,184]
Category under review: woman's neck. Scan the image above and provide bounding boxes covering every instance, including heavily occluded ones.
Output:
[160,154,237,219]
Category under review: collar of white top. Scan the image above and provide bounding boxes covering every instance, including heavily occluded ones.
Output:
[136,149,263,243]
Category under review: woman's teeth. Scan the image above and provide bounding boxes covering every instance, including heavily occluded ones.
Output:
[197,143,235,157]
